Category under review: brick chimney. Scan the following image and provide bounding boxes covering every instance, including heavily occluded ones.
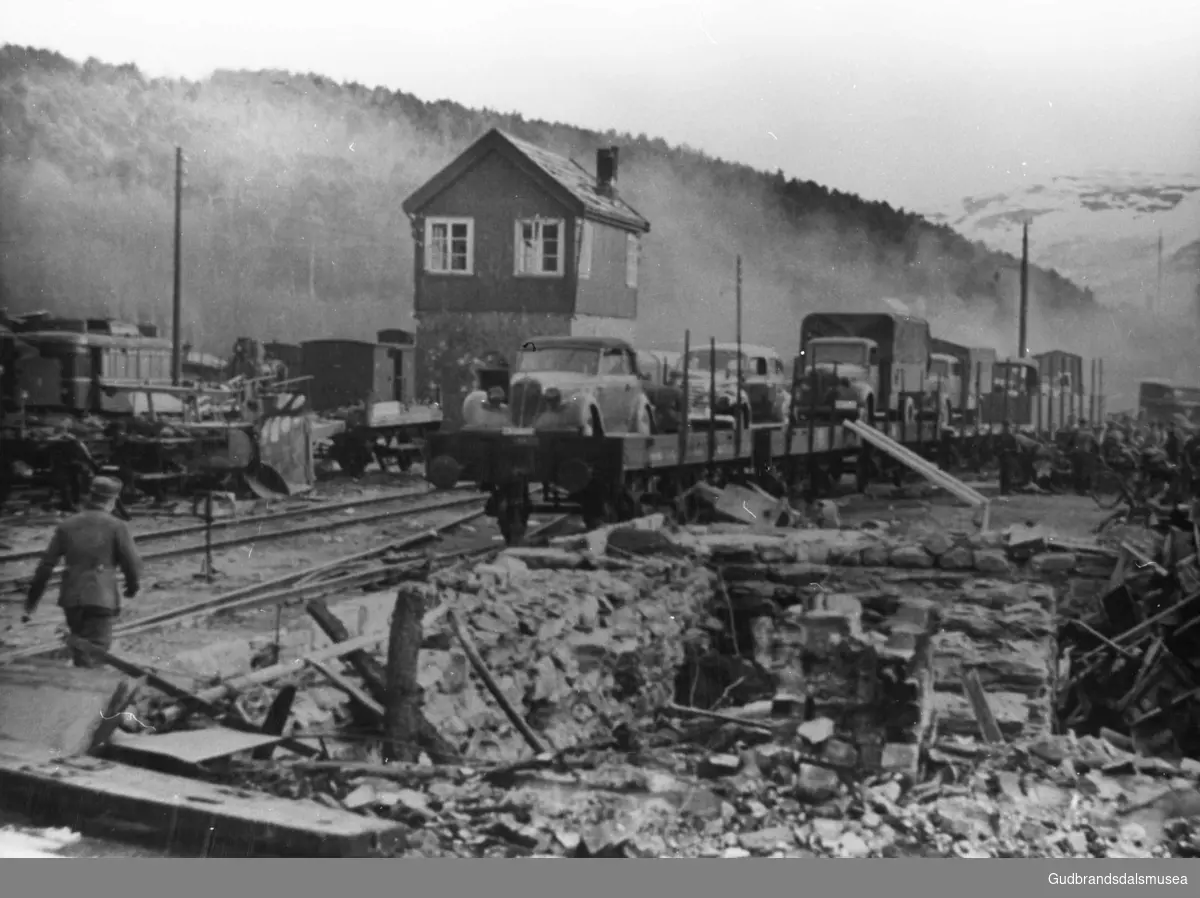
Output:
[596,147,619,196]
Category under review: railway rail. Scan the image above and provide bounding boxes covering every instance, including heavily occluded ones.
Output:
[0,486,457,566]
[0,489,486,594]
[0,511,566,667]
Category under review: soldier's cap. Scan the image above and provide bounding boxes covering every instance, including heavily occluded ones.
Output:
[88,476,123,503]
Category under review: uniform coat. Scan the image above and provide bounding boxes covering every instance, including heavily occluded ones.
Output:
[25,508,142,667]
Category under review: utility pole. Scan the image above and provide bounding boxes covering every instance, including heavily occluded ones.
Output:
[171,147,184,386]
[1018,221,1029,358]
[735,255,744,458]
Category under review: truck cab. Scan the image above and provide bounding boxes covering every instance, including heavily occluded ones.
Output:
[798,312,933,424]
[927,352,962,427]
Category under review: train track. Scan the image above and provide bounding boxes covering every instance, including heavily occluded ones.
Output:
[0,489,486,594]
[0,512,569,666]
[0,486,473,566]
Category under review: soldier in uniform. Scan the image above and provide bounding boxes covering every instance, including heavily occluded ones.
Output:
[997,420,1019,495]
[1071,419,1099,493]
[21,476,142,668]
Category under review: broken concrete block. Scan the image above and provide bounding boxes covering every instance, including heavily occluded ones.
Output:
[1029,552,1077,575]
[880,743,921,776]
[821,739,858,767]
[501,548,586,570]
[938,546,975,570]
[889,545,934,569]
[814,500,841,529]
[795,717,835,745]
[922,531,954,557]
[697,754,743,779]
[739,825,796,853]
[861,543,891,566]
[973,549,1014,575]
[794,764,842,803]
[834,832,871,857]
[770,563,832,586]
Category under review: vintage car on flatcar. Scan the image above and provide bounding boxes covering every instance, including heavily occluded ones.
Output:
[635,349,682,435]
[462,336,657,436]
[680,342,789,429]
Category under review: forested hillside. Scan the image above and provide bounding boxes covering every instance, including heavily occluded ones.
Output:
[0,45,1095,355]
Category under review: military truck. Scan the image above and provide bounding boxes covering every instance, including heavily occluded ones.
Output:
[796,312,933,423]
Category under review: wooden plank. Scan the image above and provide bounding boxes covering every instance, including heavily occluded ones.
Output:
[960,669,1006,744]
[107,729,285,765]
[68,638,318,758]
[0,742,406,857]
[304,658,385,718]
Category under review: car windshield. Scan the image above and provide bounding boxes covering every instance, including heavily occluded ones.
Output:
[687,349,742,373]
[809,342,866,366]
[515,347,599,376]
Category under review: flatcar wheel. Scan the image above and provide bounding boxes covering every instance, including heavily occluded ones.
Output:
[855,454,871,494]
[674,492,704,525]
[583,498,617,531]
[333,440,372,478]
[827,455,845,487]
[496,498,527,546]
[616,488,644,522]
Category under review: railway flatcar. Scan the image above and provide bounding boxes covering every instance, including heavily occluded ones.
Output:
[298,330,442,476]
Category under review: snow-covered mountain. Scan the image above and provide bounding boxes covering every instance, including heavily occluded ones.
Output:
[927,172,1200,313]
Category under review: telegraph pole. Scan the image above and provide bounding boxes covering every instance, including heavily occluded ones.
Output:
[171,147,184,385]
[735,255,744,458]
[1018,221,1029,358]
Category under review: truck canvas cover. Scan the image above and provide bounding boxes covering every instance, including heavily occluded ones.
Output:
[800,313,931,365]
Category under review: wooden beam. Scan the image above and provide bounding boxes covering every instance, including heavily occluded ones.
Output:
[960,669,1005,744]
[69,638,317,758]
[304,659,385,718]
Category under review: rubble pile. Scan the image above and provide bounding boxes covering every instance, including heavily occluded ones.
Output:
[1059,516,1200,758]
[410,549,717,761]
[222,729,1200,858]
[676,529,1059,773]
[669,520,1120,580]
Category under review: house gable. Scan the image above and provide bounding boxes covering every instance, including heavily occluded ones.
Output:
[403,129,650,235]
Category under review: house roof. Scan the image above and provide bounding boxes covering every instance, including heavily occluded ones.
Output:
[402,129,650,234]
[523,335,634,351]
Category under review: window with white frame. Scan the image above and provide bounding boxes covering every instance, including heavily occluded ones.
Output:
[625,233,639,288]
[515,218,564,276]
[577,220,594,280]
[424,217,474,274]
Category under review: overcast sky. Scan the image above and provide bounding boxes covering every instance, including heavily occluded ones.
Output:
[7,0,1200,212]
